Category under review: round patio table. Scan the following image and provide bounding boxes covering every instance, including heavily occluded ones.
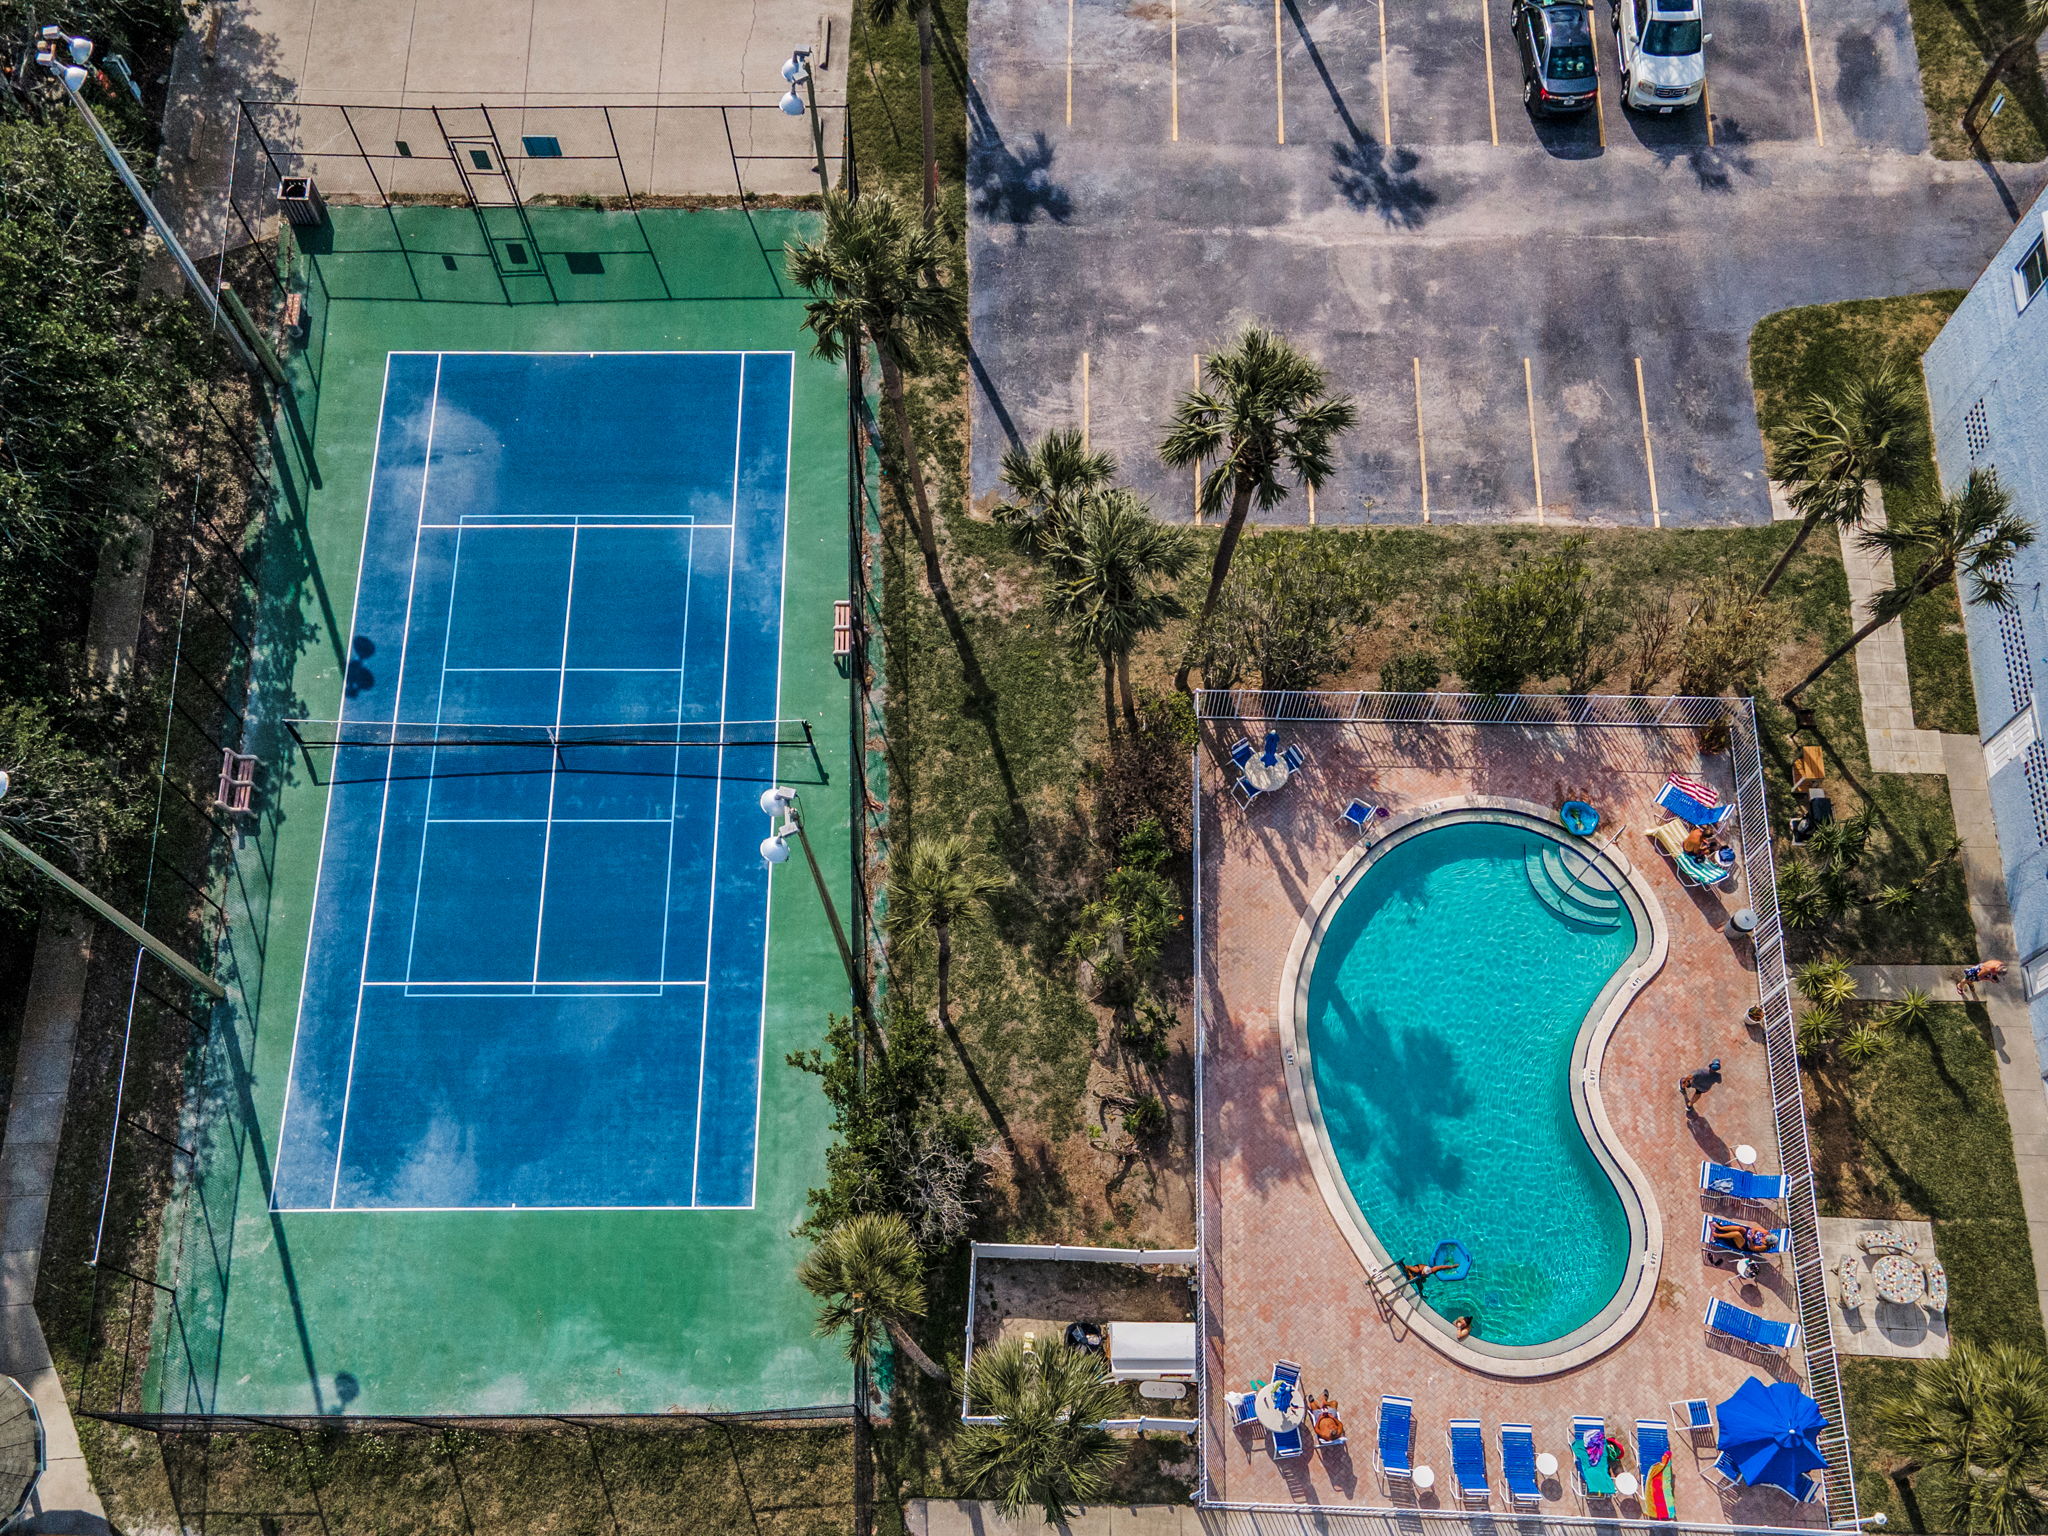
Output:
[1255,1382,1307,1432]
[1536,1453,1560,1478]
[1615,1471,1640,1498]
[1243,756,1290,792]
[1412,1465,1436,1492]
[1873,1254,1927,1305]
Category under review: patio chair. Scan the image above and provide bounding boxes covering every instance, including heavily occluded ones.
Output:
[1838,1254,1867,1312]
[1377,1395,1414,1488]
[1700,1214,1792,1260]
[1229,737,1255,769]
[1227,1391,1261,1431]
[1704,1297,1800,1353]
[1571,1417,1617,1500]
[1449,1419,1489,1507]
[1341,798,1388,832]
[1656,774,1732,828]
[1309,1408,1348,1449]
[1670,1398,1712,1438]
[1646,819,1732,887]
[1272,1359,1302,1388]
[1283,743,1310,774]
[1271,1423,1306,1460]
[1232,776,1262,810]
[1705,1452,1741,1490]
[1699,1160,1786,1206]
[1636,1419,1670,1478]
[1500,1423,1542,1509]
[1925,1258,1949,1314]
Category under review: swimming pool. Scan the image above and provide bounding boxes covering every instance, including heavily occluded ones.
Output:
[1284,806,1662,1366]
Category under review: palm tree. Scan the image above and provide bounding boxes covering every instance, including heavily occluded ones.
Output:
[1875,1340,2048,1533]
[1758,366,1927,598]
[1963,0,2048,141]
[889,834,1009,1028]
[798,1213,948,1379]
[869,0,942,224]
[1158,325,1357,691]
[995,427,1117,557]
[1783,469,2034,711]
[786,192,963,610]
[955,1337,1130,1525]
[1041,489,1195,735]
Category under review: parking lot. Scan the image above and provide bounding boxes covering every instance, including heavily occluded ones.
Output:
[968,0,2040,524]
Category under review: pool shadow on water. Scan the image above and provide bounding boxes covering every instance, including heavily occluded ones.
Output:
[1316,992,1475,1205]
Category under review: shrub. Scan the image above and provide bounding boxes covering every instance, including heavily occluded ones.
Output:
[1378,649,1442,693]
[1121,1094,1167,1142]
[1183,530,1379,691]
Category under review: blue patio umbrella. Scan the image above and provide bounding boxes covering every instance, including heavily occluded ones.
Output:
[1715,1377,1829,1498]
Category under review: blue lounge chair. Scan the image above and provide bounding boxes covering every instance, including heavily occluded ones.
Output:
[1671,1398,1712,1437]
[1704,1297,1800,1353]
[1283,743,1309,774]
[1656,776,1732,828]
[1229,1392,1260,1430]
[1272,1358,1302,1388]
[1500,1423,1542,1508]
[1341,798,1387,832]
[1378,1395,1414,1488]
[1230,737,1255,768]
[1271,1423,1305,1460]
[1572,1417,1617,1499]
[1637,1419,1670,1476]
[1700,1214,1793,1259]
[1699,1160,1786,1206]
[1449,1419,1489,1506]
[1232,776,1262,810]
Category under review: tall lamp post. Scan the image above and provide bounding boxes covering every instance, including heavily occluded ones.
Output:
[759,786,870,1032]
[34,27,269,379]
[0,774,224,999]
[779,48,834,201]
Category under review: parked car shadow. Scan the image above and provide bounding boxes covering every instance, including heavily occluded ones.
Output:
[1622,102,1759,192]
[1527,107,1604,160]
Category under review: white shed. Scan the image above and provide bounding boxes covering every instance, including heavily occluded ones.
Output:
[1104,1320,1197,1381]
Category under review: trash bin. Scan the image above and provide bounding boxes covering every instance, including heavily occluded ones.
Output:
[278,176,327,228]
[1727,907,1758,938]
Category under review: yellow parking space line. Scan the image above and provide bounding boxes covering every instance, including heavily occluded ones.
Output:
[1193,354,1205,523]
[1066,0,1075,126]
[1480,0,1500,145]
[1171,0,1181,140]
[1081,350,1092,448]
[1274,0,1287,143]
[1702,77,1715,146]
[1633,356,1663,527]
[1795,0,1824,145]
[1523,356,1546,521]
[1378,0,1393,142]
[1591,19,1607,147]
[1413,357,1432,522]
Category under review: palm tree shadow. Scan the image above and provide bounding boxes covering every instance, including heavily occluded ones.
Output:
[966,82,1073,228]
[1330,138,1440,227]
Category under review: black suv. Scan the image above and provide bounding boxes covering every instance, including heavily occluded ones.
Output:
[1511,0,1599,113]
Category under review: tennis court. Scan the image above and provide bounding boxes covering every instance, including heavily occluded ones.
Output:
[273,350,795,1212]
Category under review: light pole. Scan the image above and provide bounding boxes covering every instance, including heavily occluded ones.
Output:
[779,48,833,201]
[759,786,866,1017]
[0,773,225,999]
[34,27,270,379]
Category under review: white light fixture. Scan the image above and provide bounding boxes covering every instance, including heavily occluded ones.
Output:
[780,90,805,116]
[0,771,12,803]
[759,785,796,818]
[782,54,806,84]
[67,35,93,64]
[760,835,791,864]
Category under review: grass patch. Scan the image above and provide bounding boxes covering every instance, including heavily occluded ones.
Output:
[1903,0,2048,160]
[1808,1001,2044,1529]
[1748,294,1980,737]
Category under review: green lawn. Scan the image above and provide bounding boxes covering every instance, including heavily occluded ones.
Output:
[1902,0,2048,160]
[1748,293,1979,739]
[1808,1002,2045,1529]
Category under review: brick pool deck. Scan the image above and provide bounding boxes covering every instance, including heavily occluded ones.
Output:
[1197,719,1829,1528]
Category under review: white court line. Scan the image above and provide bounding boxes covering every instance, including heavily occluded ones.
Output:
[656,519,706,993]
[422,817,675,825]
[422,520,728,531]
[445,665,688,674]
[365,978,705,988]
[276,1200,756,1214]
[328,353,444,1211]
[530,523,583,988]
[691,356,749,1207]
[271,351,397,1211]
[397,511,474,995]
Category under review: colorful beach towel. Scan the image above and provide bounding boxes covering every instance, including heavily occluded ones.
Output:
[1645,1452,1677,1520]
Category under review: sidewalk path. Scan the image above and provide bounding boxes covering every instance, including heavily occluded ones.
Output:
[1839,513,1946,775]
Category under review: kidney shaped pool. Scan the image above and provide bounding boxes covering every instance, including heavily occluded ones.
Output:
[1297,811,1656,1353]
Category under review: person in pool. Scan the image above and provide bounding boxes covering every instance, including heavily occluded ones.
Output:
[1404,1260,1456,1282]
[1453,1315,1473,1341]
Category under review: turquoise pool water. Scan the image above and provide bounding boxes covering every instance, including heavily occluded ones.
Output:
[1303,817,1641,1347]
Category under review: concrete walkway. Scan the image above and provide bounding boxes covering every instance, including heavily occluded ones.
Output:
[1839,513,1947,775]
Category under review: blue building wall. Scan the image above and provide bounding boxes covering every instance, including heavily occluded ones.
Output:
[1923,191,2048,1046]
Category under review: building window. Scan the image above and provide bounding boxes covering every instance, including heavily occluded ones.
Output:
[2017,234,2048,310]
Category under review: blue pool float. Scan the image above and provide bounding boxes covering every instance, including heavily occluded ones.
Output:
[1430,1240,1473,1282]
[1560,801,1599,837]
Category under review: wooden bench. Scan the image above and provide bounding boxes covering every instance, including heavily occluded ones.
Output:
[217,749,257,813]
[832,598,855,658]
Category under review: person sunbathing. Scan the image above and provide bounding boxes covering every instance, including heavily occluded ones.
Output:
[1711,1218,1771,1252]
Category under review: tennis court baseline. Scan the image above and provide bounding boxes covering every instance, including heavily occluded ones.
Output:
[273,350,793,1212]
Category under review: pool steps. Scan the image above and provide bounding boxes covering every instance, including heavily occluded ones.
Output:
[1523,843,1625,931]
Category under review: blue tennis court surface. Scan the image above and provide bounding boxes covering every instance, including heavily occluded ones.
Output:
[273,351,792,1211]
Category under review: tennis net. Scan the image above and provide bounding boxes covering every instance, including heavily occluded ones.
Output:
[283,717,814,751]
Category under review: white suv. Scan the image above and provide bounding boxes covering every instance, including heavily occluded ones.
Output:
[1612,0,1708,112]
